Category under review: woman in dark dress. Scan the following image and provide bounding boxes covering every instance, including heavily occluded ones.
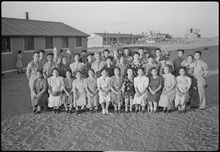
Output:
[32,70,48,114]
[148,67,163,113]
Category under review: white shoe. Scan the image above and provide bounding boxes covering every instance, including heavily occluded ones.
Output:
[102,109,106,114]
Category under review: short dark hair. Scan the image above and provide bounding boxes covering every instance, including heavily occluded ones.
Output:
[74,53,81,57]
[105,56,113,61]
[47,53,54,57]
[187,54,194,59]
[81,50,87,53]
[137,67,145,73]
[39,49,45,54]
[155,49,161,52]
[18,50,22,54]
[36,69,43,74]
[177,49,185,54]
[119,55,125,59]
[133,52,140,56]
[151,67,158,72]
[60,49,64,53]
[148,55,154,59]
[52,68,59,73]
[33,51,39,55]
[103,49,110,53]
[194,51,202,55]
[88,68,95,74]
[114,66,121,72]
[139,48,144,50]
[179,66,186,72]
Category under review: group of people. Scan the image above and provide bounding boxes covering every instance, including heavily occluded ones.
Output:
[26,47,209,115]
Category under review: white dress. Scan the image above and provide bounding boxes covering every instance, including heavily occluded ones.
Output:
[48,76,63,107]
[97,76,111,104]
[133,76,149,106]
[175,75,192,106]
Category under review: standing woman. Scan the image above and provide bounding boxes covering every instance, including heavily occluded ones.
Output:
[181,55,200,108]
[110,67,123,113]
[70,53,84,77]
[85,69,99,113]
[133,67,149,113]
[47,68,64,113]
[56,57,69,78]
[122,68,135,113]
[16,50,23,74]
[143,55,158,77]
[128,52,143,77]
[32,70,48,114]
[72,71,87,115]
[158,65,176,113]
[26,51,43,106]
[82,53,94,78]
[62,70,74,114]
[175,67,191,113]
[148,67,163,113]
[97,69,111,114]
[116,55,128,78]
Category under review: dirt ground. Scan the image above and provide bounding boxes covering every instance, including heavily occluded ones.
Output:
[1,44,219,150]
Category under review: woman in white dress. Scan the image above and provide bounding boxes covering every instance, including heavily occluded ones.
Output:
[175,67,192,113]
[97,68,111,114]
[133,67,149,113]
[72,71,87,115]
[158,65,176,113]
[47,68,64,113]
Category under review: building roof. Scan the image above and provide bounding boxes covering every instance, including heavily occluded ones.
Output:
[94,33,142,38]
[2,17,89,37]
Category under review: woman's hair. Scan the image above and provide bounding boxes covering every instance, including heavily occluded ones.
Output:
[103,49,110,54]
[52,68,59,73]
[187,54,194,59]
[137,67,145,73]
[36,70,43,75]
[74,53,81,57]
[66,69,72,76]
[164,65,172,72]
[133,51,140,56]
[18,50,22,54]
[119,55,125,60]
[75,70,82,75]
[39,49,45,54]
[47,53,54,57]
[114,66,121,73]
[179,66,186,72]
[88,68,95,75]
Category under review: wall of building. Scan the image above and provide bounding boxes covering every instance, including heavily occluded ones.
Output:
[1,36,88,73]
[87,34,102,47]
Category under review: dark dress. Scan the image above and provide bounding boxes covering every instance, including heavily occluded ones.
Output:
[101,64,115,77]
[123,76,135,99]
[32,78,48,107]
[148,76,163,103]
[57,63,70,78]
[82,62,92,78]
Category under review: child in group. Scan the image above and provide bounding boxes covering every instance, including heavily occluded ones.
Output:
[72,71,87,115]
[47,68,64,113]
[110,67,123,113]
[85,69,99,113]
[175,67,192,113]
[97,68,111,114]
[147,67,163,113]
[158,65,176,113]
[122,68,135,113]
[62,70,74,114]
[15,50,23,74]
[133,67,149,113]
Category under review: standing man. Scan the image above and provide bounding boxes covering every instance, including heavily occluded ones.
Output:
[79,50,88,64]
[39,49,47,67]
[92,52,106,78]
[173,49,185,77]
[43,53,57,79]
[138,48,146,63]
[193,51,209,110]
[103,49,110,60]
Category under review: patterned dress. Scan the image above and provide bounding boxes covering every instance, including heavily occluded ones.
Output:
[57,63,70,78]
[69,62,84,75]
[116,62,128,78]
[110,75,123,104]
[62,77,74,105]
[82,62,92,78]
[85,77,98,108]
[128,60,143,77]
[123,76,135,99]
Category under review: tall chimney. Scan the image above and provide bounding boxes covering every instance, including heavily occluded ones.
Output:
[25,12,29,20]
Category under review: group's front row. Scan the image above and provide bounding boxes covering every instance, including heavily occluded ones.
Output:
[31,65,192,115]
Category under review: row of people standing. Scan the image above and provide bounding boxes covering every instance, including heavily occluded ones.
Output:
[26,47,209,114]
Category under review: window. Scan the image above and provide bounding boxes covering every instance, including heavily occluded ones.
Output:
[76,37,82,48]
[24,37,35,51]
[62,37,69,48]
[2,37,11,53]
[45,37,53,49]
[103,38,106,41]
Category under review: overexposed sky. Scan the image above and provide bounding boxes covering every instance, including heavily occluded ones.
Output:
[2,2,219,37]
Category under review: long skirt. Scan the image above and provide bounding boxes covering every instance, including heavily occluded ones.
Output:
[29,75,38,103]
[16,60,23,68]
[133,92,148,106]
[158,89,175,109]
[74,94,87,107]
[87,94,98,108]
[174,92,190,106]
[111,92,122,104]
[48,94,62,107]
[98,92,111,104]
[62,93,73,105]
[32,92,48,107]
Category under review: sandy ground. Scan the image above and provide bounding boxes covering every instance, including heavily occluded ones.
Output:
[1,43,219,150]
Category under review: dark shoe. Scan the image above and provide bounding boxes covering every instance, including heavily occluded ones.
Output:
[163,109,167,113]
[90,109,93,114]
[36,110,41,114]
[66,110,69,114]
[70,110,73,114]
[32,109,36,114]
[57,109,59,113]
[75,110,78,115]
[54,109,57,114]
[135,109,138,113]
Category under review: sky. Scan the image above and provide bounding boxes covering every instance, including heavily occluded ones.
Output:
[2,2,219,37]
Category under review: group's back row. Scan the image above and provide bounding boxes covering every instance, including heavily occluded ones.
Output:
[26,48,209,115]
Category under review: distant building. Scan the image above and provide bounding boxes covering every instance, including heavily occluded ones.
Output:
[88,33,142,47]
[185,28,201,39]
[2,13,89,73]
[156,33,172,40]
